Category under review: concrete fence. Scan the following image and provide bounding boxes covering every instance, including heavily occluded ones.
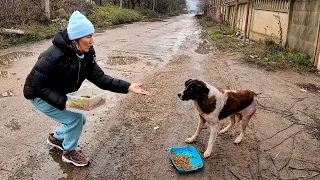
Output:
[222,0,320,70]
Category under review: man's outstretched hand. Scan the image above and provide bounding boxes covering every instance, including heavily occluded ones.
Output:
[128,83,150,95]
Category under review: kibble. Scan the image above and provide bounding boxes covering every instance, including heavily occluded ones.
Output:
[171,153,200,170]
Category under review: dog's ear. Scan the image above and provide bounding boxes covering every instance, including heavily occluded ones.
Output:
[201,86,209,96]
[185,79,193,86]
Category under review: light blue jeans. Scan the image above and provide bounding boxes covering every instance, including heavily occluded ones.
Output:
[31,98,86,151]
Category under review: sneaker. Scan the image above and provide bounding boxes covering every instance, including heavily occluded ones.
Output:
[62,150,89,167]
[47,133,63,150]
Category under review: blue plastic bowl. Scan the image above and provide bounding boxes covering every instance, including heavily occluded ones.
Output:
[169,145,204,173]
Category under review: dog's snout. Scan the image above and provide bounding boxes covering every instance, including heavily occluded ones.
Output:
[177,93,181,98]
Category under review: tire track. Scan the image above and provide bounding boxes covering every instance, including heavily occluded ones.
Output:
[211,54,242,90]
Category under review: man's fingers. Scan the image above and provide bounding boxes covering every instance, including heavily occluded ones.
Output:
[142,90,150,95]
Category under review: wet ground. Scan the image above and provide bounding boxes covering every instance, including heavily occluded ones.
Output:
[0,14,320,180]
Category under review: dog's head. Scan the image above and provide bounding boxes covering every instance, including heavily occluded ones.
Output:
[177,79,209,101]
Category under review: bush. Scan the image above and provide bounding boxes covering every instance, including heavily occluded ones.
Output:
[89,5,141,27]
[209,31,223,41]
[25,25,61,40]
[0,36,7,47]
[136,7,160,21]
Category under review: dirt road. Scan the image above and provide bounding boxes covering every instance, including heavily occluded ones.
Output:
[0,14,319,180]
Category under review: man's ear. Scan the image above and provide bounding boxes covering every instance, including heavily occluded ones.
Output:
[185,79,193,86]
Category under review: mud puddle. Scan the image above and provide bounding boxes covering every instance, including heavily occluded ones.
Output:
[296,83,320,94]
[30,148,80,180]
[0,51,34,67]
[195,40,215,54]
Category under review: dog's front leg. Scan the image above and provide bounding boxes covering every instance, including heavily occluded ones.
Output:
[204,118,220,158]
[185,114,205,143]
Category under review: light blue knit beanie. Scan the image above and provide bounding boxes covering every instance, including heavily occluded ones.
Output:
[67,11,95,40]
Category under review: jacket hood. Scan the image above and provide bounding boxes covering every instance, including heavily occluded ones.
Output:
[52,29,75,52]
[52,29,95,55]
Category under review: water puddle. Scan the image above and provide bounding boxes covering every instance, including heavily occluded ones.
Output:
[296,83,320,94]
[107,56,140,66]
[4,119,21,131]
[31,148,85,179]
[0,51,34,66]
[195,40,215,54]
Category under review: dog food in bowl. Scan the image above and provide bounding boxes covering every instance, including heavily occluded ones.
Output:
[171,153,199,170]
[169,145,203,173]
[67,88,107,111]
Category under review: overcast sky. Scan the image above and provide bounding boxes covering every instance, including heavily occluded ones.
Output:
[187,0,199,10]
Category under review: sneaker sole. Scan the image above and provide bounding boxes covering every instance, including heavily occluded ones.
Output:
[62,155,89,167]
[47,139,64,151]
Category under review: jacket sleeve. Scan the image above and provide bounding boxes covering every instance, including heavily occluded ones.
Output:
[33,56,67,110]
[85,61,131,93]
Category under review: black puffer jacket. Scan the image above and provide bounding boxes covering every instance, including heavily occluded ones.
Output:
[24,29,131,110]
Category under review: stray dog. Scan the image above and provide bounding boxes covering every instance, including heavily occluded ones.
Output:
[177,79,257,158]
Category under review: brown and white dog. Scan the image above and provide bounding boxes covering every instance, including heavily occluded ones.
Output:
[177,79,257,158]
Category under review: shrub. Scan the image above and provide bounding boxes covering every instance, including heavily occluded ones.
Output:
[89,5,141,26]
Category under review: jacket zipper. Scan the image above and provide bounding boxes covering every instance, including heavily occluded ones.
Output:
[74,61,81,91]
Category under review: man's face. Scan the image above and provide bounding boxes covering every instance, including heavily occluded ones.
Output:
[76,34,94,53]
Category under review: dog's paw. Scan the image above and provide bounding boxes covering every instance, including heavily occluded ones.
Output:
[204,151,211,158]
[185,137,196,143]
[234,137,242,144]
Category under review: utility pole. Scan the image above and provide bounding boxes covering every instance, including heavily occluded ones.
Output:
[120,0,123,8]
[44,0,50,19]
[153,0,155,11]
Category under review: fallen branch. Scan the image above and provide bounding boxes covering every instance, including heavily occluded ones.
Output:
[288,166,320,172]
[286,98,306,111]
[264,129,303,151]
[278,132,297,171]
[268,153,280,178]
[291,158,320,166]
[0,28,25,35]
[297,110,320,122]
[227,168,241,180]
[262,123,295,141]
[282,173,320,180]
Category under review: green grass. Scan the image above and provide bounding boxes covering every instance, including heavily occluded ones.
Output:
[208,30,223,41]
[89,5,141,27]
[0,25,61,48]
[0,38,7,47]
[26,26,62,40]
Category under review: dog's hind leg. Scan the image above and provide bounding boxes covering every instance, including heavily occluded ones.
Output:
[234,118,249,144]
[234,104,256,144]
[219,114,236,134]
[185,114,205,143]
